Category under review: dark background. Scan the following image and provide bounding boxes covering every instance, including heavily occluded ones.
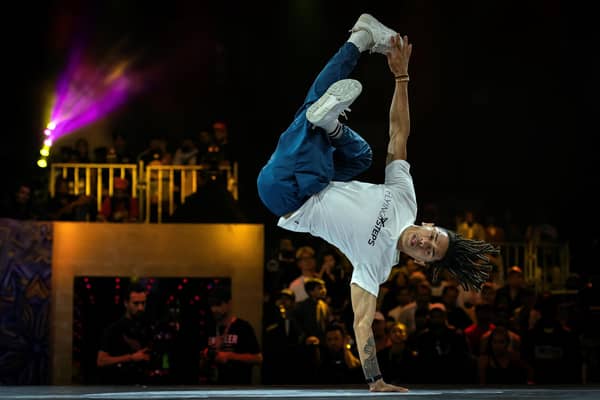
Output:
[3,1,598,272]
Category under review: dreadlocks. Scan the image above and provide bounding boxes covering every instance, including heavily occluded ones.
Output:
[428,230,500,291]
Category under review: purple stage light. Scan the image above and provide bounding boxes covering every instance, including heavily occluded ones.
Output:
[48,46,140,139]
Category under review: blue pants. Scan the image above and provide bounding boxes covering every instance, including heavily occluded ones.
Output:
[257,43,373,217]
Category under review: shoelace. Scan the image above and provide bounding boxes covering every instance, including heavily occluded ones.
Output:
[340,107,351,120]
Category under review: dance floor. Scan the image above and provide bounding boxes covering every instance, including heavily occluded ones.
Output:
[1,386,600,400]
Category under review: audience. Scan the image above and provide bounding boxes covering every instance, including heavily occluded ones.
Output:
[1,124,591,387]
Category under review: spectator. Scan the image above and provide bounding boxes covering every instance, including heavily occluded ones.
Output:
[99,177,138,222]
[294,278,331,343]
[456,210,486,241]
[262,289,303,384]
[377,322,416,385]
[412,303,474,384]
[1,182,36,220]
[303,324,362,384]
[440,284,473,332]
[464,303,496,356]
[96,283,152,384]
[200,287,262,385]
[523,295,582,384]
[45,176,96,221]
[107,132,135,164]
[478,326,531,385]
[495,266,527,315]
[289,246,319,302]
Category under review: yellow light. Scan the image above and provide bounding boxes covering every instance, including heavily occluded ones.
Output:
[47,121,56,130]
[37,159,48,168]
[40,147,50,157]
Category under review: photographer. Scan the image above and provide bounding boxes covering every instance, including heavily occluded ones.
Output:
[200,287,262,385]
[96,283,152,384]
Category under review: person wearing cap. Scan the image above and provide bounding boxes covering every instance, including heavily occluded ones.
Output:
[256,13,499,392]
[495,265,527,315]
[99,177,138,222]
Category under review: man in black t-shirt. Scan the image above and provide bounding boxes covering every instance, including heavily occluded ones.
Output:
[96,283,152,384]
[200,287,263,385]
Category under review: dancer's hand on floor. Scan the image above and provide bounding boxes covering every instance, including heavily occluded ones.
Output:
[369,379,409,392]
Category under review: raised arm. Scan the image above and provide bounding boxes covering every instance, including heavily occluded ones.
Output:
[351,283,407,392]
[386,34,413,165]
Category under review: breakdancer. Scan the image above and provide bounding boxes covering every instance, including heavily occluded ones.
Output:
[257,13,499,392]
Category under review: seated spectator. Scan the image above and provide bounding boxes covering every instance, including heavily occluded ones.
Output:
[440,284,473,332]
[478,326,531,385]
[387,286,413,323]
[523,295,582,384]
[173,137,199,166]
[211,121,234,167]
[73,138,91,163]
[372,311,390,352]
[303,324,362,384]
[412,303,475,384]
[99,177,139,222]
[377,322,416,385]
[45,177,96,221]
[495,266,527,315]
[106,132,134,164]
[480,314,521,355]
[464,303,496,356]
[1,182,36,220]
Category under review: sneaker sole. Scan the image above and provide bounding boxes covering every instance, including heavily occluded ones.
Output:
[306,79,362,126]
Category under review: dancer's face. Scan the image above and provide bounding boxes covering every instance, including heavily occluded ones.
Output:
[399,224,450,264]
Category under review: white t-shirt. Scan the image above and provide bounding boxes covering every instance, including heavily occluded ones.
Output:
[278,160,417,297]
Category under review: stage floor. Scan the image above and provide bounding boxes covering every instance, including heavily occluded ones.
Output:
[1,386,600,400]
[0,386,600,400]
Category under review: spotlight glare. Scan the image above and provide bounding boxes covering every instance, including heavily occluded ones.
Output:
[47,121,56,130]
[37,159,47,168]
[40,147,50,157]
[44,138,53,147]
[44,129,52,136]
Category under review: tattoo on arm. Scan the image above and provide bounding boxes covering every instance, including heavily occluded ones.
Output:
[362,334,381,379]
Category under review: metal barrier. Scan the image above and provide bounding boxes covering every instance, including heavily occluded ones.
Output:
[50,163,138,213]
[496,241,570,292]
[141,162,238,223]
[49,162,238,223]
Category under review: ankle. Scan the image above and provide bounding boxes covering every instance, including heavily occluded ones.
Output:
[348,30,373,53]
[328,123,343,140]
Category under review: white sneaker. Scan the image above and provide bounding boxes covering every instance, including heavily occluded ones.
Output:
[351,13,399,54]
[306,79,362,129]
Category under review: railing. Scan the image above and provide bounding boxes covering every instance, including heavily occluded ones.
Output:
[48,161,238,223]
[496,241,570,292]
[50,163,138,213]
[142,163,238,223]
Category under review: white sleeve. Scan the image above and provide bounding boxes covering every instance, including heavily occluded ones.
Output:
[385,160,416,203]
[385,160,412,187]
